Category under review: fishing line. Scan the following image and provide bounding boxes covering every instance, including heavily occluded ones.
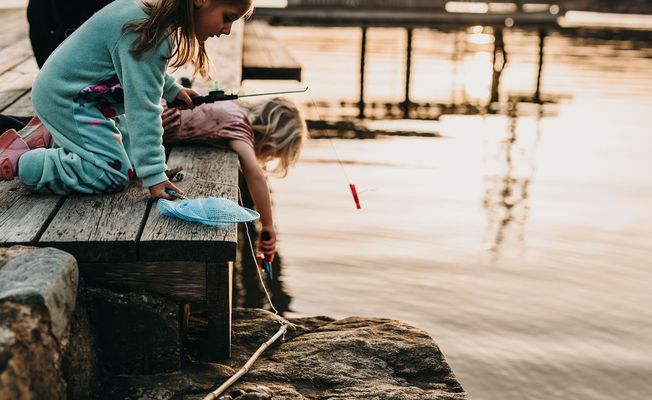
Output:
[172,176,289,399]
[164,176,281,314]
[240,190,279,316]
[305,92,350,182]
[305,91,362,209]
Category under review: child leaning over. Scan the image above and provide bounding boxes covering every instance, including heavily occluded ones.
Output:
[161,97,308,256]
[0,0,253,199]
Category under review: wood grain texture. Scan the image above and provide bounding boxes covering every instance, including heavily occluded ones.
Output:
[0,180,63,245]
[0,9,29,51]
[0,57,38,93]
[79,261,206,302]
[139,145,239,262]
[39,183,150,263]
[0,37,33,76]
[0,89,28,112]
[2,89,34,115]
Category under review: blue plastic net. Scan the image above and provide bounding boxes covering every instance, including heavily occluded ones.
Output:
[157,197,259,227]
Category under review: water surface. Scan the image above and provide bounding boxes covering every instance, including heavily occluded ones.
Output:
[258,27,652,400]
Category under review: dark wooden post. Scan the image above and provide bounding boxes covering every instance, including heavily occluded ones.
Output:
[402,28,413,119]
[490,27,506,104]
[534,29,546,104]
[205,261,233,360]
[358,26,367,119]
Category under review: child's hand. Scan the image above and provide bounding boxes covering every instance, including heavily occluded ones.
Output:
[149,180,183,199]
[162,107,181,134]
[259,226,277,261]
[175,87,200,108]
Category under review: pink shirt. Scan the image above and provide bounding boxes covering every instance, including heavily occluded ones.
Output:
[163,101,255,148]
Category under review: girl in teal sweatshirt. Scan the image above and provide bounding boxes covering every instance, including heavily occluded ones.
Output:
[0,0,253,200]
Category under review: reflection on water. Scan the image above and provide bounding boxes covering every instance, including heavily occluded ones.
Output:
[482,101,540,259]
[242,26,652,400]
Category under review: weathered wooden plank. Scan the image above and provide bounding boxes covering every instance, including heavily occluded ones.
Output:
[243,21,302,81]
[0,57,37,113]
[0,57,38,93]
[0,179,64,245]
[203,261,232,360]
[0,89,28,112]
[79,261,206,302]
[2,89,34,115]
[0,37,33,76]
[139,145,239,262]
[0,9,29,51]
[39,183,150,263]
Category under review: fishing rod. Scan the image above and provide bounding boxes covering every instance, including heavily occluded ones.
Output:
[167,86,309,108]
[168,83,362,209]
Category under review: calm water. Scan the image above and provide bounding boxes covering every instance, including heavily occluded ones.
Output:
[251,27,652,400]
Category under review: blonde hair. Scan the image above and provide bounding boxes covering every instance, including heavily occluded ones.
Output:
[244,97,308,177]
[123,0,253,78]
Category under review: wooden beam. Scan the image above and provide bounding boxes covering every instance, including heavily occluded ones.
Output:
[255,8,560,28]
[203,261,232,360]
[79,261,206,302]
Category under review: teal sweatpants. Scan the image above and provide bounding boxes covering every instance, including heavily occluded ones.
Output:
[19,95,135,195]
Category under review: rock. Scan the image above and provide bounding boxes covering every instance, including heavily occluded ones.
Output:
[0,245,466,399]
[0,303,66,399]
[107,308,466,399]
[0,246,79,400]
[101,362,234,400]
[86,287,182,374]
[0,247,78,340]
[0,246,35,270]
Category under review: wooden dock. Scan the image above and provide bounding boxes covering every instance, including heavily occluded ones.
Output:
[243,20,302,81]
[0,7,250,362]
[253,6,561,29]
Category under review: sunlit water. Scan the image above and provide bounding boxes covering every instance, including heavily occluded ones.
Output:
[254,28,652,400]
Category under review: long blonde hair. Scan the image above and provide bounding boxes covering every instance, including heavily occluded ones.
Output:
[123,0,253,78]
[245,97,308,177]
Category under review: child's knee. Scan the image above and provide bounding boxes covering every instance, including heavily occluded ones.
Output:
[17,148,47,189]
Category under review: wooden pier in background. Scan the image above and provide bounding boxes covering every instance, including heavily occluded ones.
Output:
[243,20,302,81]
[253,3,652,119]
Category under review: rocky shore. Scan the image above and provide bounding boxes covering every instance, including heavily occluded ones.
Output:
[0,246,466,399]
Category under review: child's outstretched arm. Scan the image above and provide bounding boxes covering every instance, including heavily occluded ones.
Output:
[229,139,276,257]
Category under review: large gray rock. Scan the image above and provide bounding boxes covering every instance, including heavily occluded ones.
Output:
[106,308,467,399]
[0,246,78,340]
[0,246,100,400]
[0,246,79,399]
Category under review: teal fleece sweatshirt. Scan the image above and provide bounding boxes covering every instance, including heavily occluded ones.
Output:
[31,0,182,187]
